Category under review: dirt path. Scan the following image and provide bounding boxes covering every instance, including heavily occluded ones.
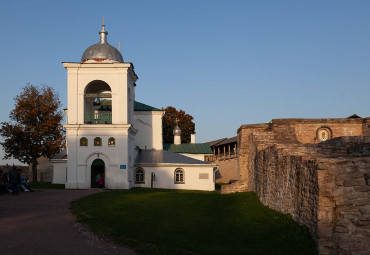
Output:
[0,189,135,255]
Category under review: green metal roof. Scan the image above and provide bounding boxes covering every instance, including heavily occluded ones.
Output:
[163,143,213,154]
[134,101,162,111]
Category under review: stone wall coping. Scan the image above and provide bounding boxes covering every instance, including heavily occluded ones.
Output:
[238,123,269,133]
[270,118,366,125]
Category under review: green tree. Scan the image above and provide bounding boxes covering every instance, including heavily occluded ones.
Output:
[0,84,64,182]
[162,106,195,144]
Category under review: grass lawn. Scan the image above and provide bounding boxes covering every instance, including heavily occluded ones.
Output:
[29,182,65,189]
[71,188,318,255]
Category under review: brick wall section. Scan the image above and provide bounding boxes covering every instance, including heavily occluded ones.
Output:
[270,118,366,144]
[251,142,320,238]
[220,179,249,193]
[223,118,370,254]
[214,157,238,183]
[236,134,370,254]
[363,118,370,136]
[236,124,268,182]
[317,156,370,254]
[234,118,370,192]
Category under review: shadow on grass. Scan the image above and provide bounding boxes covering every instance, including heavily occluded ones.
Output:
[29,182,65,189]
[71,188,318,255]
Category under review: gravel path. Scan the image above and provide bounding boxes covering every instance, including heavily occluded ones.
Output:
[0,189,136,255]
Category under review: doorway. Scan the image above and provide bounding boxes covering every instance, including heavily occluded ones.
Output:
[91,158,105,188]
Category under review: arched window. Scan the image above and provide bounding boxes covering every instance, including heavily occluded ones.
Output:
[94,137,102,146]
[108,137,115,147]
[80,137,88,146]
[84,80,112,124]
[135,168,145,184]
[174,168,185,184]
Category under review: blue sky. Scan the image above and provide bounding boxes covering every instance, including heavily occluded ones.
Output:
[1,0,370,165]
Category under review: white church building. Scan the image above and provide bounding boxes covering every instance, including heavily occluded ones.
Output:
[51,24,216,191]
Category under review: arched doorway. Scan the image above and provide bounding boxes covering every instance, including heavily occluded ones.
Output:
[91,158,105,188]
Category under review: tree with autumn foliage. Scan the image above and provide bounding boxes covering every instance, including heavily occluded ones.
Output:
[162,106,195,144]
[0,84,64,182]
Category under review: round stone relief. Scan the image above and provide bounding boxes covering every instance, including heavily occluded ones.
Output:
[317,128,331,142]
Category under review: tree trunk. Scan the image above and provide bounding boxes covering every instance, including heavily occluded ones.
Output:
[32,160,38,183]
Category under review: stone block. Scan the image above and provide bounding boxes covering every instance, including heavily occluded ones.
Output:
[355,186,370,192]
[336,197,354,206]
[318,239,336,248]
[318,222,334,238]
[334,225,349,233]
[353,219,370,226]
[317,246,332,255]
[336,207,360,216]
[352,229,370,237]
[356,236,370,249]
[360,205,370,215]
[319,196,334,207]
[317,161,329,170]
[354,198,370,206]
[332,187,354,197]
[319,190,333,198]
[318,210,334,221]
[345,192,369,201]
[343,179,365,187]
[336,219,350,227]
[339,240,362,251]
[359,215,370,221]
[335,179,344,186]
[342,214,358,220]
[351,250,370,255]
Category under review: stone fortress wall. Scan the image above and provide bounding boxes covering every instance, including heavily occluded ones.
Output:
[222,117,370,254]
[213,157,238,183]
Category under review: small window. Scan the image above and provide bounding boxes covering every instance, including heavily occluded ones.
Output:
[80,137,88,146]
[135,168,145,184]
[174,168,185,184]
[108,137,115,147]
[94,137,102,146]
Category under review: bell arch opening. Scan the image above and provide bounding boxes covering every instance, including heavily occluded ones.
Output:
[91,158,105,188]
[84,80,112,124]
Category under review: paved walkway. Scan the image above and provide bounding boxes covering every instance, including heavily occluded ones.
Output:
[0,189,135,255]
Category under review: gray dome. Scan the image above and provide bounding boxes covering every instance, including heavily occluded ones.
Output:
[173,125,182,136]
[81,25,123,63]
[81,43,123,63]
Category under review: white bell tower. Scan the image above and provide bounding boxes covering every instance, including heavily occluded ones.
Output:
[63,23,138,189]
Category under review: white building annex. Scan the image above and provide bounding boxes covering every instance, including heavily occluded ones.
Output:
[51,24,217,191]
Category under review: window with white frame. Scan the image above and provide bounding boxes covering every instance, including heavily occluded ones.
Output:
[135,168,145,184]
[174,168,185,184]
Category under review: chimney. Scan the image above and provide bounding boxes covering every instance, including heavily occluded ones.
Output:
[191,132,196,144]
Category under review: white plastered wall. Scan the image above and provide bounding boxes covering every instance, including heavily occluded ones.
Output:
[179,153,207,161]
[134,111,164,150]
[64,124,133,189]
[133,164,216,191]
[51,160,67,184]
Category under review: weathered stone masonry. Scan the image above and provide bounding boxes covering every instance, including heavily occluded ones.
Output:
[223,118,370,254]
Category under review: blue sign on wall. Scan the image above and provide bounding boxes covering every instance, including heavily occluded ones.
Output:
[120,165,127,169]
